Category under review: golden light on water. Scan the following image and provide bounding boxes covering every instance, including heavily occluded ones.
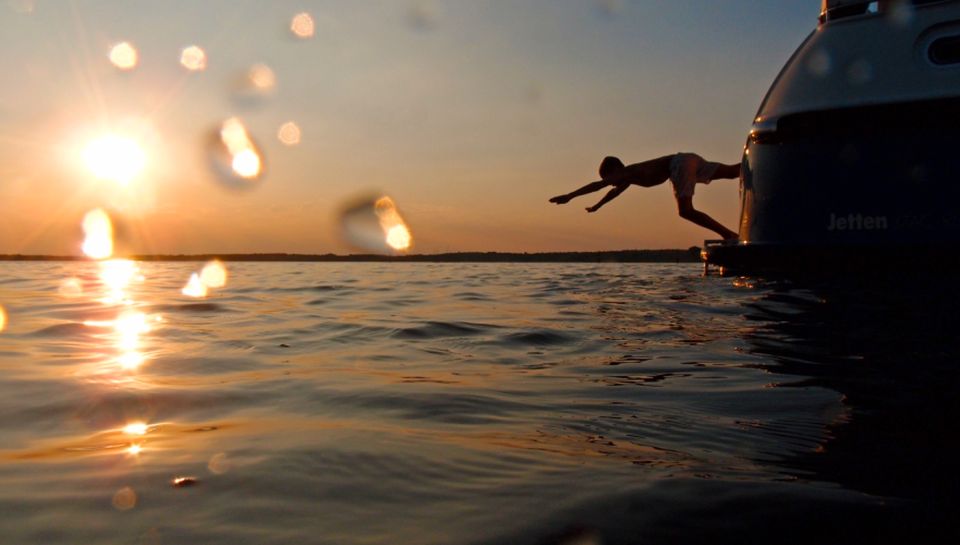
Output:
[290,12,315,38]
[126,444,142,456]
[58,277,83,298]
[123,422,148,436]
[0,305,6,332]
[218,117,263,180]
[180,45,207,71]
[277,121,301,146]
[82,134,146,185]
[375,197,413,251]
[200,260,228,288]
[182,273,207,298]
[82,209,113,260]
[115,311,150,352]
[108,42,138,70]
[99,259,140,304]
[118,351,145,370]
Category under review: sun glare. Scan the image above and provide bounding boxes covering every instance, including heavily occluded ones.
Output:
[83,134,146,185]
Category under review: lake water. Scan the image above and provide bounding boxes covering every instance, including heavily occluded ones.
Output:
[0,262,956,544]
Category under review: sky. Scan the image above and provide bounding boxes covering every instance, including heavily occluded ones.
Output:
[0,0,817,255]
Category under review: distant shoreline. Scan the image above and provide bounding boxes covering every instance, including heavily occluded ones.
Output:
[0,249,701,263]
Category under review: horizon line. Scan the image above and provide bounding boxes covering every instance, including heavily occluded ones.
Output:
[0,248,702,263]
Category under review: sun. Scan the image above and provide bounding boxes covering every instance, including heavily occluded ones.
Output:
[82,134,146,186]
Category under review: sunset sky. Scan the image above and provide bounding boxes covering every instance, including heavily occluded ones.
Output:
[0,0,815,255]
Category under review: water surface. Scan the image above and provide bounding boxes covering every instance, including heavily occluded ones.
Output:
[0,262,955,544]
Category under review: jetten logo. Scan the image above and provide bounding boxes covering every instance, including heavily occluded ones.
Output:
[827,213,888,231]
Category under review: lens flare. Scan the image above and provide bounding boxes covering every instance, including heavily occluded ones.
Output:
[182,273,207,298]
[127,444,142,456]
[82,209,113,260]
[248,63,276,91]
[231,149,261,178]
[83,134,146,186]
[200,260,228,288]
[209,117,264,183]
[109,42,138,70]
[375,197,413,251]
[290,12,315,38]
[339,195,414,253]
[183,260,228,298]
[277,121,301,146]
[180,45,207,71]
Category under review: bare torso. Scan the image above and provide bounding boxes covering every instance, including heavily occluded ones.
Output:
[611,155,673,187]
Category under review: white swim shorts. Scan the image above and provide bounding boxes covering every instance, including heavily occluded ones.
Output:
[669,152,721,198]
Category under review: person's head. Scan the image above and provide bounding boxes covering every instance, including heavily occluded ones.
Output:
[598,156,624,180]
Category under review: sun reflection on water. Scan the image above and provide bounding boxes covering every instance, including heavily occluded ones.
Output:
[123,422,149,436]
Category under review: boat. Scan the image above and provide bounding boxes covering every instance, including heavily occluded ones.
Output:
[703,0,960,275]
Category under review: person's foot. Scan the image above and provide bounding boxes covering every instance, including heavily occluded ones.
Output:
[549,195,571,204]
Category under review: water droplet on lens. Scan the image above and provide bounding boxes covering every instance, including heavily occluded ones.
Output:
[171,476,198,487]
[109,42,138,71]
[847,59,873,85]
[406,1,439,32]
[112,487,137,510]
[200,260,228,288]
[7,0,34,14]
[182,273,207,298]
[208,452,231,474]
[248,63,275,90]
[277,121,301,146]
[339,194,414,253]
[206,117,265,187]
[595,0,623,18]
[290,12,315,38]
[180,45,207,71]
[232,64,277,108]
[807,49,832,77]
[887,0,914,26]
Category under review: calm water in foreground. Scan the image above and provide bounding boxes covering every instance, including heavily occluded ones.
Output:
[0,262,957,544]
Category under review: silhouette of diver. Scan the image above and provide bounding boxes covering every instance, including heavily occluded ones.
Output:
[550,153,741,240]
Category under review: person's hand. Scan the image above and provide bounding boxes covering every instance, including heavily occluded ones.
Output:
[549,195,571,204]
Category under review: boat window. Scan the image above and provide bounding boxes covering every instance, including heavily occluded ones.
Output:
[929,35,960,64]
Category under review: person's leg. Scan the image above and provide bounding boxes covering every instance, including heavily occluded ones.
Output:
[550,180,609,204]
[677,196,738,240]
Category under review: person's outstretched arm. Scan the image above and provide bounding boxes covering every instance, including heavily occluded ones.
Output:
[676,197,737,240]
[550,180,610,204]
[586,184,628,213]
